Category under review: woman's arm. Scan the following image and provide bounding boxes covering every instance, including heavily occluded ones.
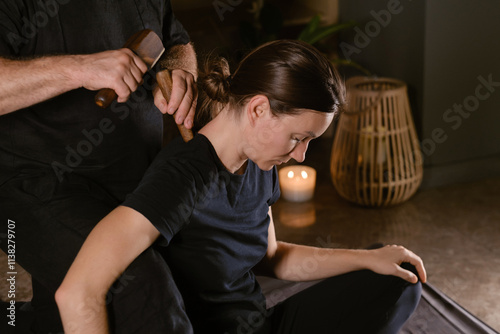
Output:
[55,206,160,334]
[258,207,427,284]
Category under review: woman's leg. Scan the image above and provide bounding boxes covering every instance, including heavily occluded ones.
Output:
[267,264,421,334]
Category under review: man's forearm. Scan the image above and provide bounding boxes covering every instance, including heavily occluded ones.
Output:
[0,56,81,115]
[159,43,198,80]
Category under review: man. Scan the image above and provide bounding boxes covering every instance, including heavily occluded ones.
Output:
[0,1,196,332]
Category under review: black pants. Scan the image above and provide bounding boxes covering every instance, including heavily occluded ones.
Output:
[268,267,421,333]
[0,170,192,334]
[229,268,421,334]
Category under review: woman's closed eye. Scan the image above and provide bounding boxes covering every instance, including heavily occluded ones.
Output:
[293,136,307,143]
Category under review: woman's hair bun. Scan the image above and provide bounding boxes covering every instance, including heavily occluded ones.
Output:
[200,57,231,104]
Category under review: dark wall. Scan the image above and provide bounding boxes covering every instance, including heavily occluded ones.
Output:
[338,0,500,187]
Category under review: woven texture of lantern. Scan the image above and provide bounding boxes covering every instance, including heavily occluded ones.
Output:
[330,77,423,207]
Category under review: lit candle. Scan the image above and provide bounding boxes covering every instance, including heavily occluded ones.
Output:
[278,165,317,202]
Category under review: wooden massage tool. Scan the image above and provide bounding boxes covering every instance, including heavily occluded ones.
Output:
[94,29,193,142]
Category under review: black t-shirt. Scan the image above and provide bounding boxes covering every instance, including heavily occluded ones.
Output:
[123,134,281,333]
[0,0,189,200]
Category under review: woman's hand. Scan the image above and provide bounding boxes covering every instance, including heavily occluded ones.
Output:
[365,245,427,284]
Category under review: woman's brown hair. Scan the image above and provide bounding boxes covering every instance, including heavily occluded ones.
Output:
[196,39,345,128]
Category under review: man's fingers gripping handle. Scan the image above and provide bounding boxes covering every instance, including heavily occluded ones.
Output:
[156,70,193,142]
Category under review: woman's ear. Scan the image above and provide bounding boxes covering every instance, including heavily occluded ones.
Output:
[246,95,271,126]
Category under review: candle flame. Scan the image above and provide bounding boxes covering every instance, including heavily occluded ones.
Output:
[287,171,294,178]
[301,171,308,179]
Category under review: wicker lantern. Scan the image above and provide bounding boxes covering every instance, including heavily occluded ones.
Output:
[330,77,423,207]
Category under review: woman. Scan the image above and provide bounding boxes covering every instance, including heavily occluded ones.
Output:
[56,40,426,334]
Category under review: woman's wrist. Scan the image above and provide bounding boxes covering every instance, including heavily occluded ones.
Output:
[344,248,374,272]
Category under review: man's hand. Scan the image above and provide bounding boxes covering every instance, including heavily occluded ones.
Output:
[154,69,197,129]
[74,48,148,103]
[0,49,149,115]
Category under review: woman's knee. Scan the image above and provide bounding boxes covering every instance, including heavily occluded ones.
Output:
[401,280,422,312]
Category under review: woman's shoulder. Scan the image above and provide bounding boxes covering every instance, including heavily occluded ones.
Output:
[151,134,218,176]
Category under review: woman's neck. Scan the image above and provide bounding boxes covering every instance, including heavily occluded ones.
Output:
[198,109,248,174]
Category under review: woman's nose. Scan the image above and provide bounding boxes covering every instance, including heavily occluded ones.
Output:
[289,141,309,163]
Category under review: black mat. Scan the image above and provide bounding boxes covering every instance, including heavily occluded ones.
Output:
[400,283,498,334]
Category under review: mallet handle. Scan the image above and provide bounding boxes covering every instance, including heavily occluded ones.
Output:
[156,70,194,143]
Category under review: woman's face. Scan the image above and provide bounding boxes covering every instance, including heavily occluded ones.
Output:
[248,109,334,170]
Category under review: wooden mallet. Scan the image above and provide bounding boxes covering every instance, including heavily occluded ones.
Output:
[95,29,164,108]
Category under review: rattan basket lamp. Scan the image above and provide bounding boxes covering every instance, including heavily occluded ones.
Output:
[330,77,423,207]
